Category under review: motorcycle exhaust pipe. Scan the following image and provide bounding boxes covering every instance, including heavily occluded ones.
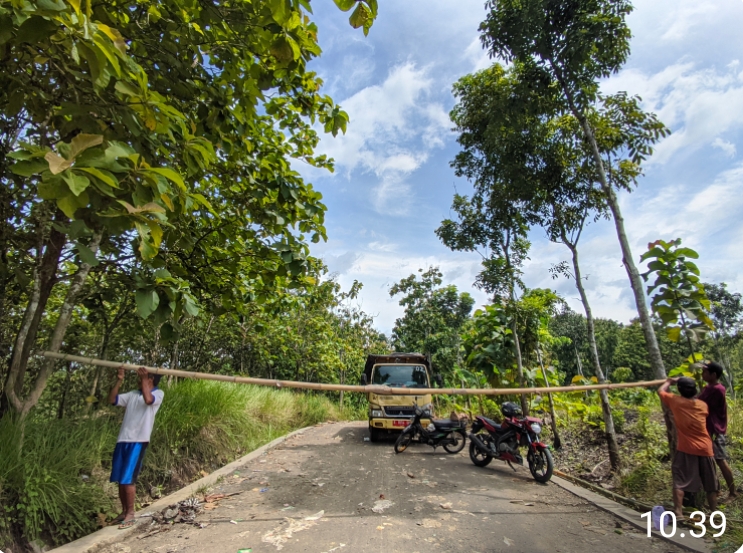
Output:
[468,432,491,454]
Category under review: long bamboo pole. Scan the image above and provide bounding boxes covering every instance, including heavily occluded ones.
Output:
[39,351,666,396]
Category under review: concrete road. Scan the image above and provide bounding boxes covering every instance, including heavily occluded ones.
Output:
[102,422,687,553]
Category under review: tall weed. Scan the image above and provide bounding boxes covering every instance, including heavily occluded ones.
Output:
[0,415,117,548]
[0,381,352,551]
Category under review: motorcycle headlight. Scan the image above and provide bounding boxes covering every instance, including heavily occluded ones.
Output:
[370,410,384,418]
[531,423,542,435]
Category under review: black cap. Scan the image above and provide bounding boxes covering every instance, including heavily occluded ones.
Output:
[677,377,697,398]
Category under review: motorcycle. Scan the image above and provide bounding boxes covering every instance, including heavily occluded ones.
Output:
[468,402,554,483]
[394,406,467,454]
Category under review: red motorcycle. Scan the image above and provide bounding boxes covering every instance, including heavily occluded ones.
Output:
[468,402,554,483]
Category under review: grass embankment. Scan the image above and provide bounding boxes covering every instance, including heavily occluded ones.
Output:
[547,390,743,552]
[0,380,359,551]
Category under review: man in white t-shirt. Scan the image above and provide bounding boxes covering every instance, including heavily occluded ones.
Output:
[108,366,164,529]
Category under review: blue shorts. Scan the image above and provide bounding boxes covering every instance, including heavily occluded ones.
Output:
[110,442,148,485]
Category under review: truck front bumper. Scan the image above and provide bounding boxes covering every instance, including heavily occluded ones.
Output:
[369,418,431,430]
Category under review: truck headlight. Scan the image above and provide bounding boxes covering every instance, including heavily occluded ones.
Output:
[531,423,542,435]
[370,410,383,418]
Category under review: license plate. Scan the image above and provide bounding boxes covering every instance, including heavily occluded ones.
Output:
[393,420,410,427]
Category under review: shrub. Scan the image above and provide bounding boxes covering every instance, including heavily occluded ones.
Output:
[611,367,633,383]
[611,409,626,433]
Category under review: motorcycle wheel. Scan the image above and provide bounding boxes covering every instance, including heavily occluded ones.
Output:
[394,429,414,454]
[443,430,466,454]
[469,439,492,467]
[527,447,554,483]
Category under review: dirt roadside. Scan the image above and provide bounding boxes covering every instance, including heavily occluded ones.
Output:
[90,422,697,553]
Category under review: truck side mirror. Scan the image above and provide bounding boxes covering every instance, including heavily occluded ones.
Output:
[435,375,443,387]
[360,374,368,385]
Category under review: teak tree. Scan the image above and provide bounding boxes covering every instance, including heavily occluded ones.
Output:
[641,239,714,361]
[0,0,377,417]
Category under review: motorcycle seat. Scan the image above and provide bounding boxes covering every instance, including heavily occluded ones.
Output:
[432,419,463,430]
[481,416,501,431]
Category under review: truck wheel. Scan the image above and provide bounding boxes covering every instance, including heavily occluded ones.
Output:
[369,427,382,442]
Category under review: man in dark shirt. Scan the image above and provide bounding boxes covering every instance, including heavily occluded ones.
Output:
[698,360,737,502]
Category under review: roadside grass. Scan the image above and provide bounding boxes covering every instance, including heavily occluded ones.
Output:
[0,414,118,548]
[0,381,357,552]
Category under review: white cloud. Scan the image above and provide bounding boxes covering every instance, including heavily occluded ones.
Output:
[603,62,743,164]
[323,251,361,275]
[464,36,491,73]
[712,138,737,158]
[368,241,398,253]
[317,62,451,215]
[658,2,718,42]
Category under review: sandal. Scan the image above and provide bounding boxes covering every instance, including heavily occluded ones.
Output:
[110,514,125,526]
[118,519,137,529]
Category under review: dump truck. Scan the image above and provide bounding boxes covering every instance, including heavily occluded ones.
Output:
[360,353,440,442]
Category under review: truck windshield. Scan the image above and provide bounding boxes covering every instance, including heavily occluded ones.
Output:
[372,365,429,388]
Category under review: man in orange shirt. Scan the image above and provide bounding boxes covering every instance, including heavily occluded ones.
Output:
[658,376,719,518]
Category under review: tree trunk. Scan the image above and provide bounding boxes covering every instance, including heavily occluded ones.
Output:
[57,362,72,419]
[18,232,102,418]
[1,223,66,416]
[535,345,561,449]
[568,96,674,454]
[89,329,111,405]
[566,239,620,470]
[511,319,529,416]
[548,61,666,382]
[574,345,584,377]
[582,126,666,379]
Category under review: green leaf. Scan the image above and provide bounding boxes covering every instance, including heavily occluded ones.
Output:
[183,296,199,317]
[135,289,160,319]
[11,159,48,177]
[333,0,356,12]
[62,171,90,196]
[269,0,291,24]
[56,191,89,218]
[270,36,295,63]
[105,142,135,159]
[36,0,66,11]
[145,168,186,192]
[76,167,119,188]
[75,243,100,267]
[38,178,68,200]
[348,3,369,30]
[159,322,176,342]
[675,247,699,259]
[16,16,57,43]
[115,81,140,97]
[139,238,157,260]
[14,267,30,287]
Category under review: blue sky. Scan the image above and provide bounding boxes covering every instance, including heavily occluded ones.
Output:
[296,0,743,336]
